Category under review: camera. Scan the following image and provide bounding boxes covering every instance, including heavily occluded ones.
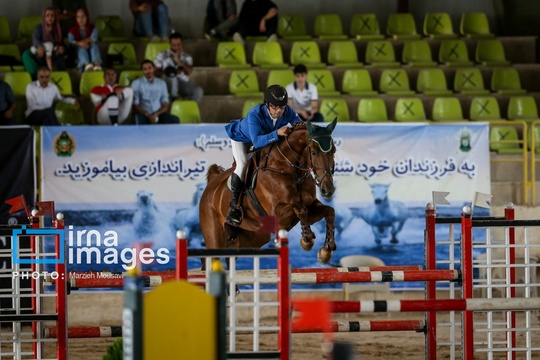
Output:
[165,66,177,78]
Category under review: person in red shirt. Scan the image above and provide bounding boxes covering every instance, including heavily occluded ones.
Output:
[90,68,134,125]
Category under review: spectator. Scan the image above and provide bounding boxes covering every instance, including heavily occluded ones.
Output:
[131,60,179,125]
[154,32,203,102]
[0,76,16,125]
[224,84,301,225]
[68,8,102,72]
[233,0,278,44]
[205,0,238,40]
[285,64,324,123]
[25,67,79,126]
[129,0,170,42]
[90,68,134,125]
[21,7,67,80]
[52,0,87,36]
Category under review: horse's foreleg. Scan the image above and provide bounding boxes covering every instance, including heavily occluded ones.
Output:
[306,201,336,265]
[390,220,406,244]
[291,204,316,251]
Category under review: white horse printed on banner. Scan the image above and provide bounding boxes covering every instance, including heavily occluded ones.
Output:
[360,183,409,245]
[171,182,206,247]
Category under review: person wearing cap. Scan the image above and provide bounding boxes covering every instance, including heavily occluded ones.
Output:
[224,84,302,226]
[285,64,324,123]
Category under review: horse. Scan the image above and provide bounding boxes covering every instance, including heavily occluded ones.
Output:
[171,182,206,246]
[199,119,338,264]
[315,185,354,240]
[360,183,409,245]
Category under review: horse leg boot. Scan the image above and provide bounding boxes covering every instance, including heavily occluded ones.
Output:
[226,173,244,226]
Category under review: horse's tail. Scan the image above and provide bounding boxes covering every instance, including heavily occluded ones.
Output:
[206,164,226,182]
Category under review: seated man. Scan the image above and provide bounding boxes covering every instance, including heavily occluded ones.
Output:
[0,78,16,125]
[205,0,238,40]
[25,66,79,126]
[154,32,203,102]
[285,64,324,123]
[90,68,134,125]
[233,0,278,44]
[131,60,179,125]
[129,0,170,42]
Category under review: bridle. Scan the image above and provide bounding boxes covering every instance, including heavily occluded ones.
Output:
[307,135,335,187]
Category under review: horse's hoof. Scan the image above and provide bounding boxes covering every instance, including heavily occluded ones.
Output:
[300,237,314,251]
[317,248,332,264]
[390,238,399,244]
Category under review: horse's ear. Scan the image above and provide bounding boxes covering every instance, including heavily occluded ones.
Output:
[306,119,316,136]
[326,118,337,134]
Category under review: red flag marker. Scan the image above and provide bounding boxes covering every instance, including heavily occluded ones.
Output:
[5,195,30,217]
[34,201,55,217]
[256,215,277,234]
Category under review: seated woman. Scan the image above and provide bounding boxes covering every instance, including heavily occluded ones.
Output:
[22,7,67,79]
[68,8,102,72]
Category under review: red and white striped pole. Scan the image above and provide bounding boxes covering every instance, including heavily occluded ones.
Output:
[461,206,474,360]
[425,203,437,360]
[54,213,67,360]
[505,203,516,360]
[277,230,290,360]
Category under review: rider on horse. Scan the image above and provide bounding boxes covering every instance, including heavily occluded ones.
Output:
[224,84,302,226]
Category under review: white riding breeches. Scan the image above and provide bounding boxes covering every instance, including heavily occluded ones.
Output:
[231,140,249,179]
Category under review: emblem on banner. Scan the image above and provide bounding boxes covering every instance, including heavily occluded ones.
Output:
[53,131,76,157]
[458,128,472,153]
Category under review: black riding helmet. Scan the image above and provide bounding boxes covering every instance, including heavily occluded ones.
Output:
[264,84,288,107]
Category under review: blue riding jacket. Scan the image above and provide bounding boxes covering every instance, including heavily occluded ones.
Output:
[225,104,302,149]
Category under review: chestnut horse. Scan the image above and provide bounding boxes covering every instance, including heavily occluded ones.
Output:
[199,119,338,264]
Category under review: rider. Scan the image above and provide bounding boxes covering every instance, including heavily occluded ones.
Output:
[224,84,302,226]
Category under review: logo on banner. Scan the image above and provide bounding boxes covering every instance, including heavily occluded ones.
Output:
[458,128,472,152]
[11,226,64,264]
[54,131,76,157]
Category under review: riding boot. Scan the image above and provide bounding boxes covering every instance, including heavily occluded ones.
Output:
[226,173,244,226]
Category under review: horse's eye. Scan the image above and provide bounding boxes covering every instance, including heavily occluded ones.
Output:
[311,151,317,156]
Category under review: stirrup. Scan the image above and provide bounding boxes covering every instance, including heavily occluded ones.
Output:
[226,205,243,226]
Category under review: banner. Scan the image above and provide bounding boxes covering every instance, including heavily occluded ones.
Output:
[41,124,490,287]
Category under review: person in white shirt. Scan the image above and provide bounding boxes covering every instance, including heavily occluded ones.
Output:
[25,66,78,125]
[285,64,324,123]
[154,32,203,102]
[90,67,134,125]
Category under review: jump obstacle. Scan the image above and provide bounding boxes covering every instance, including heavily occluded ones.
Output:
[2,203,540,359]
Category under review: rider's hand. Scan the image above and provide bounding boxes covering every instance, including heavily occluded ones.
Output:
[277,125,292,137]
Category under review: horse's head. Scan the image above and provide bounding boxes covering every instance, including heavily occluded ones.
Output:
[370,183,389,204]
[306,118,337,199]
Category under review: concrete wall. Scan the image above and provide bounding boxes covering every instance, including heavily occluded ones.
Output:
[0,0,500,40]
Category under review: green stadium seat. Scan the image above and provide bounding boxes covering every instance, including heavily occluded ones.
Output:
[319,98,350,122]
[307,69,340,96]
[490,126,522,154]
[3,71,32,97]
[402,40,437,67]
[252,42,288,69]
[327,41,363,68]
[170,100,201,123]
[267,69,294,88]
[341,69,377,96]
[386,13,421,40]
[95,16,128,42]
[460,12,495,39]
[80,71,105,96]
[50,71,73,96]
[423,13,458,39]
[431,97,465,122]
[0,16,12,43]
[242,99,260,117]
[0,44,24,71]
[107,43,139,70]
[475,39,510,66]
[229,69,263,97]
[394,98,426,122]
[365,40,400,67]
[438,40,474,67]
[18,15,41,41]
[277,14,310,40]
[416,68,452,96]
[469,96,504,122]
[530,126,540,153]
[491,67,526,95]
[357,98,388,123]
[379,69,415,96]
[216,42,250,69]
[55,102,85,125]
[507,96,539,123]
[350,13,384,40]
[144,42,169,61]
[314,14,347,40]
[454,68,490,95]
[119,70,143,86]
[290,41,326,68]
